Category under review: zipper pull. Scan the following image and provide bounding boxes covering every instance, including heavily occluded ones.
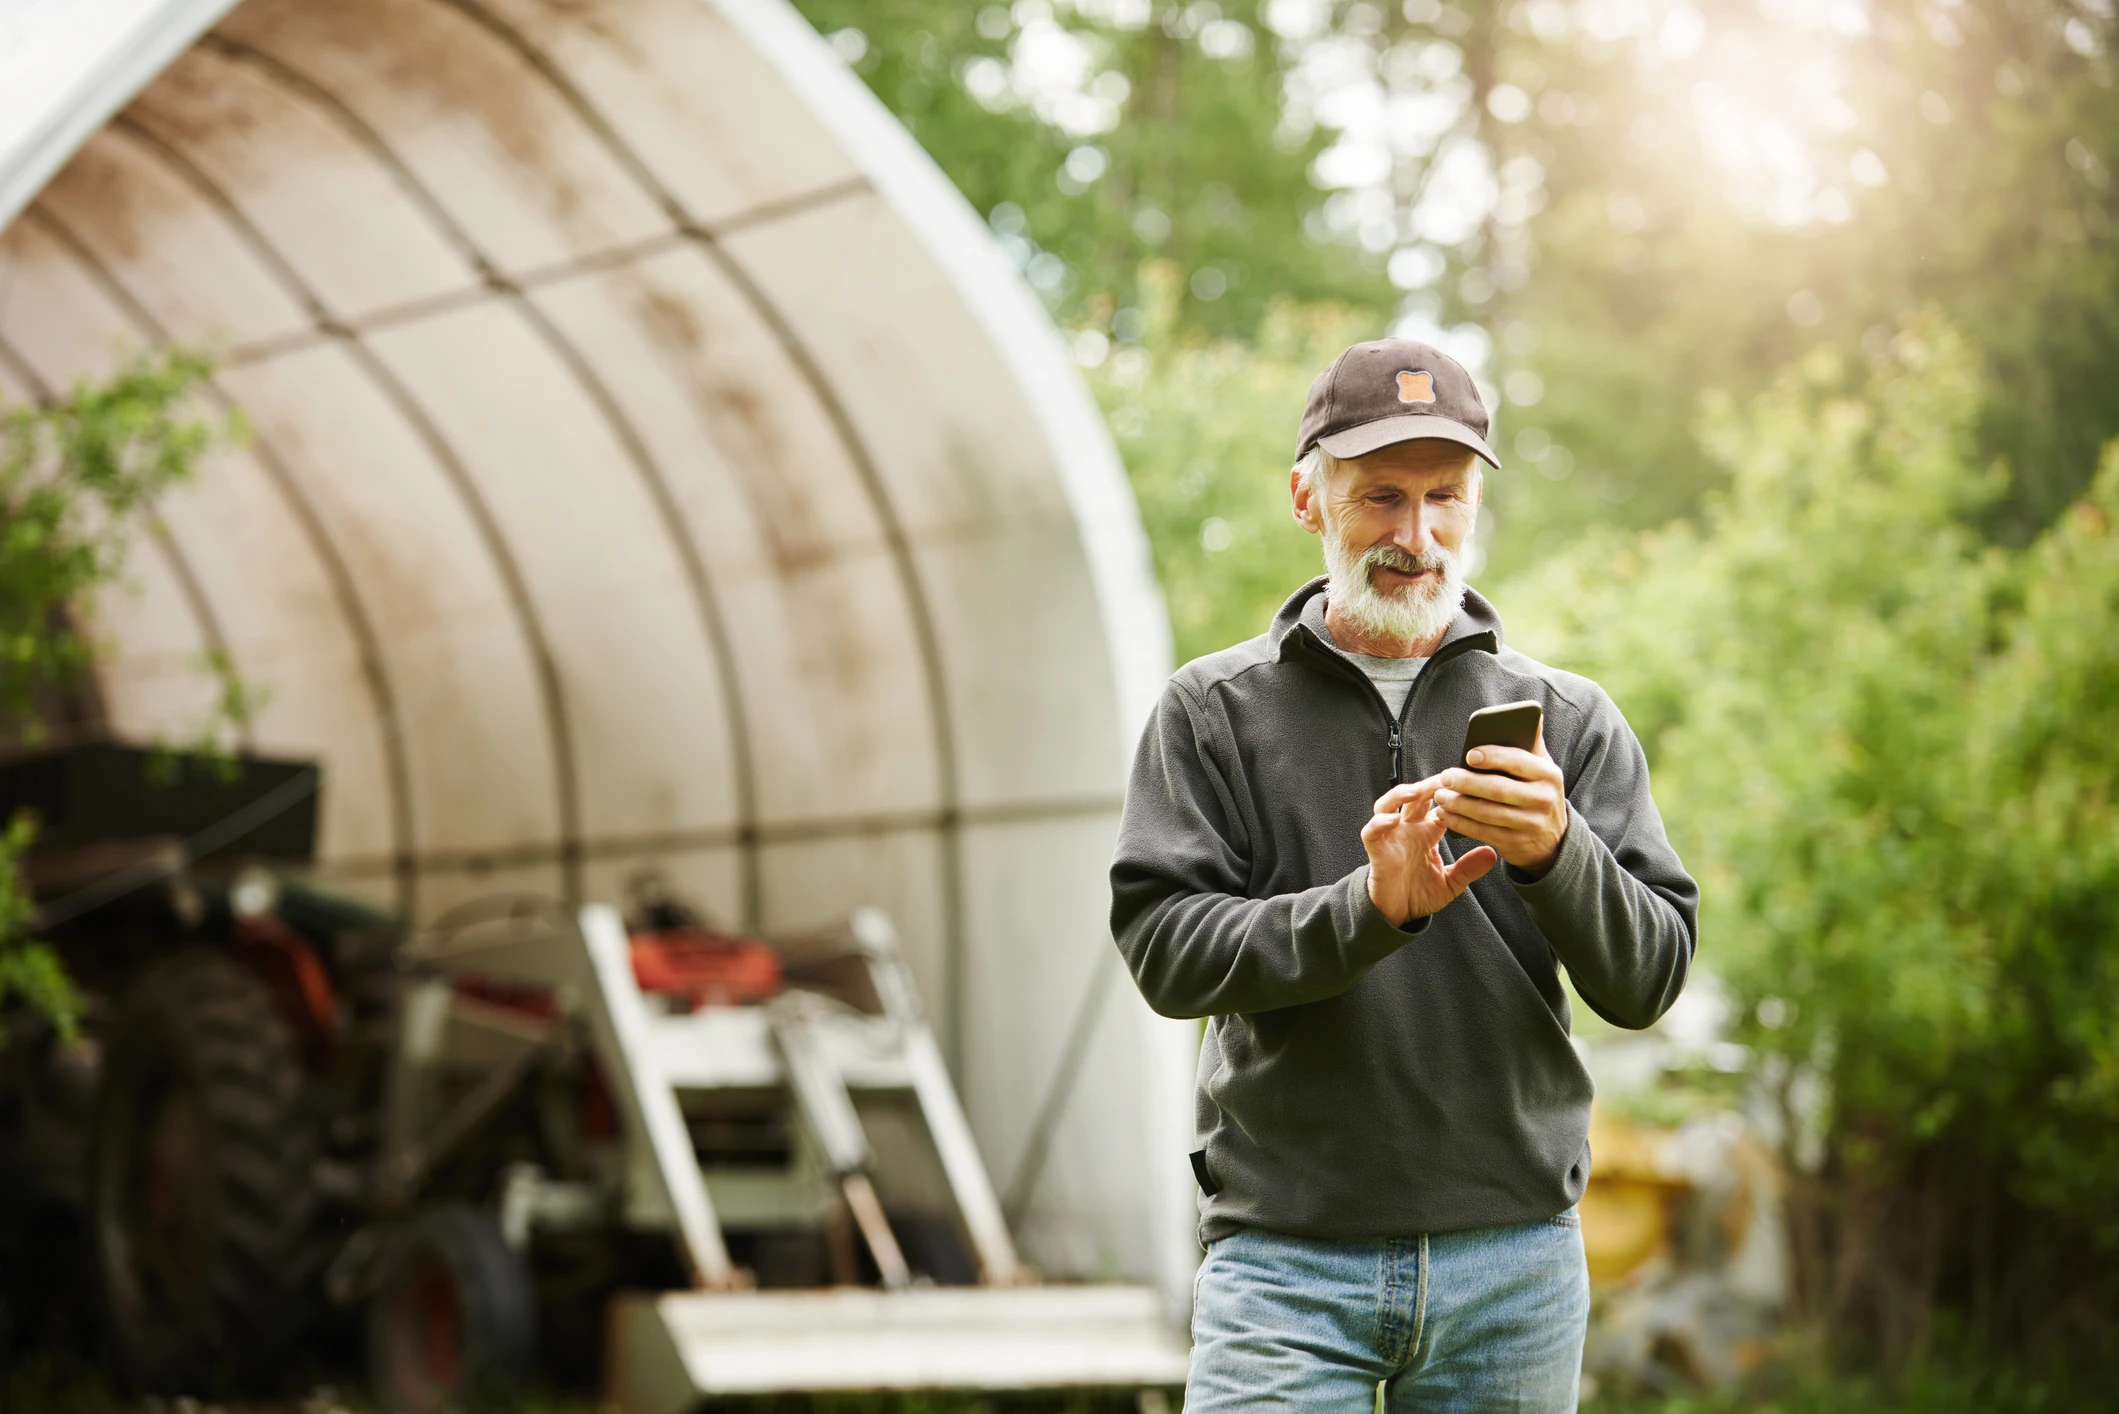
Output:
[1388,722,1402,781]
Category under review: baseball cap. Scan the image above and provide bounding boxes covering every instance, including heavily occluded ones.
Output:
[1295,337,1500,468]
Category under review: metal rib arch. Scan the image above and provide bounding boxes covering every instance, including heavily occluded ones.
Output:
[101,111,586,900]
[198,31,763,925]
[431,0,973,1065]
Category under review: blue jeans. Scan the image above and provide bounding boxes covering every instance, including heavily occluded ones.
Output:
[1187,1213,1590,1412]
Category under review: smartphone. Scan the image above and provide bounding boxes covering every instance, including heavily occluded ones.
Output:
[1461,701,1542,772]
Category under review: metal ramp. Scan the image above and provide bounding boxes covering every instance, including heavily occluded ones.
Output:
[400,901,1190,1410]
[612,1286,1190,1411]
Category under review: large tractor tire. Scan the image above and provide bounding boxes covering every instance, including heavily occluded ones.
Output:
[367,1205,537,1413]
[90,948,319,1393]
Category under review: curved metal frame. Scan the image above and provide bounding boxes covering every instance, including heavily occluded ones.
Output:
[427,0,973,1050]
[191,34,771,925]
[0,0,238,229]
[103,107,592,902]
[0,0,1193,1300]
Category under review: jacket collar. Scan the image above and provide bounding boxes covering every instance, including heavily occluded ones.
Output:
[1271,575,1503,671]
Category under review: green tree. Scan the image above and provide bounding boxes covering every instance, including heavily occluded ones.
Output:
[790,0,1395,335]
[0,347,233,1035]
[1499,323,2119,1365]
[1087,266,1373,660]
[802,1,2119,593]
[812,0,2119,1380]
[1464,0,2119,576]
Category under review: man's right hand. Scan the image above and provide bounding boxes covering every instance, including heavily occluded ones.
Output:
[1362,779,1498,926]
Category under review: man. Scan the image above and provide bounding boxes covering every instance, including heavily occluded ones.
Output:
[1111,338,1698,1411]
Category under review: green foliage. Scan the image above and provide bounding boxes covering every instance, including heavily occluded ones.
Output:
[0,816,75,1043]
[1088,267,1369,661]
[0,346,232,716]
[1961,454,2119,1229]
[1474,0,2119,574]
[0,346,233,1035]
[812,0,2119,1369]
[1499,323,2119,1251]
[1586,1357,2085,1414]
[790,0,1392,338]
[800,1,2119,585]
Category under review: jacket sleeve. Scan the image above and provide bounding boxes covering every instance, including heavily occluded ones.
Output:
[1510,686,1700,1030]
[1110,680,1424,1020]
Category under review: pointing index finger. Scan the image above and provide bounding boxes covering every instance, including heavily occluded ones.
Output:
[1374,776,1447,815]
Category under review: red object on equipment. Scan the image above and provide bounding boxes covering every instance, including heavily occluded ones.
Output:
[629,927,783,1010]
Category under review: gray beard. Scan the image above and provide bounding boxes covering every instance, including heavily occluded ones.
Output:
[1322,531,1467,650]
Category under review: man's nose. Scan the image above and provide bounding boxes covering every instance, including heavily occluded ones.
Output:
[1389,505,1434,555]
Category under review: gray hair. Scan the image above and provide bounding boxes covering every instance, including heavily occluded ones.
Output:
[1294,446,1330,495]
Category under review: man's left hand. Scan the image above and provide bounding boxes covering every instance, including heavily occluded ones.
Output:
[1431,724,1570,877]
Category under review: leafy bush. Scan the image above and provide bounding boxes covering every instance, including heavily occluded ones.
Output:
[0,347,232,1035]
[1087,269,1369,664]
[1500,323,2119,1364]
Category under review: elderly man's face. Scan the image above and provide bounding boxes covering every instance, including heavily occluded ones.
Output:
[1291,439,1482,648]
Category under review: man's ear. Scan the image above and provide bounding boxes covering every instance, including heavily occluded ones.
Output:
[1291,468,1323,535]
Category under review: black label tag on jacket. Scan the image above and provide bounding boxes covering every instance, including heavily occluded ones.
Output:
[1189,1147,1221,1196]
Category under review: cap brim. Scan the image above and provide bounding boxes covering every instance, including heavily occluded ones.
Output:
[1318,414,1501,468]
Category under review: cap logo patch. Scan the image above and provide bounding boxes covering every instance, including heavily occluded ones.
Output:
[1396,370,1436,404]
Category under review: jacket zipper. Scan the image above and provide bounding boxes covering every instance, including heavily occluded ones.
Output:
[1391,636,1490,782]
[1299,626,1489,785]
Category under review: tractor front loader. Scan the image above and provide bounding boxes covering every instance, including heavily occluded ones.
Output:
[363,898,1190,1413]
[0,743,1190,1411]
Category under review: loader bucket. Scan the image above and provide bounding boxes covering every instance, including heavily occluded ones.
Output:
[608,1285,1192,1413]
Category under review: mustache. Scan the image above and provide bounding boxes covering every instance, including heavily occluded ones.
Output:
[1362,544,1454,577]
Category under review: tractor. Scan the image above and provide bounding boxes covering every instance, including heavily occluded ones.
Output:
[0,742,1187,1410]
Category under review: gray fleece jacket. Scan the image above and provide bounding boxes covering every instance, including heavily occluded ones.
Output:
[1111,578,1698,1242]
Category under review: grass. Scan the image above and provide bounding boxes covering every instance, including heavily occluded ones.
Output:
[0,1366,1167,1414]
[0,1353,121,1414]
[6,1347,2103,1414]
[1580,1356,2100,1414]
